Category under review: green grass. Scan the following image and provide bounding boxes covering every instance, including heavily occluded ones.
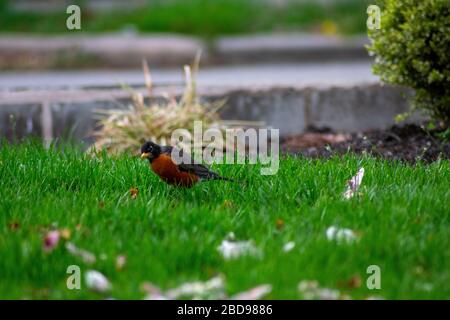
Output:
[0,141,449,299]
[0,0,371,37]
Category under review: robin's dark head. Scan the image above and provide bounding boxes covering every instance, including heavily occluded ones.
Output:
[140,141,161,162]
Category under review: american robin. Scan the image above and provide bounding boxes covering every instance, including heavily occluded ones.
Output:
[140,141,233,187]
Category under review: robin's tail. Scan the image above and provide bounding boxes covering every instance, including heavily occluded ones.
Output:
[206,171,234,182]
[216,176,235,182]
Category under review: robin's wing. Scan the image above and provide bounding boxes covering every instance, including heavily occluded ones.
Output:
[161,146,174,154]
[161,145,231,181]
[178,163,224,181]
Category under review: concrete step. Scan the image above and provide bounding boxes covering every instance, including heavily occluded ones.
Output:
[0,33,370,70]
[0,62,422,144]
[0,83,418,144]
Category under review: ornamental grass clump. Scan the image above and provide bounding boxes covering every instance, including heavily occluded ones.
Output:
[91,57,241,155]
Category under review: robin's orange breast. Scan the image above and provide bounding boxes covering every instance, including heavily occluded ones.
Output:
[151,154,199,187]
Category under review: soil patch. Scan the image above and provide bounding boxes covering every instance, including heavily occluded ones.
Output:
[282,124,449,164]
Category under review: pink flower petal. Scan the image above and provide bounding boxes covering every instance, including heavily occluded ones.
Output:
[43,230,60,252]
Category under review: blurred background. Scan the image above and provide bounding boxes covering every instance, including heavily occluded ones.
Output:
[1,0,369,36]
[0,0,372,70]
[1,0,414,148]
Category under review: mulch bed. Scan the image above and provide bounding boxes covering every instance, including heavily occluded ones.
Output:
[281,123,450,164]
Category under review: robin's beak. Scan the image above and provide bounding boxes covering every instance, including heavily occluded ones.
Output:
[140,152,151,159]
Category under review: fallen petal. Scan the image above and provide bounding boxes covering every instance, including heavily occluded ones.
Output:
[141,282,168,300]
[326,226,357,244]
[143,292,169,300]
[217,233,261,260]
[43,230,60,252]
[66,242,96,264]
[315,288,341,300]
[85,270,111,293]
[298,280,341,300]
[231,284,272,300]
[166,276,226,299]
[343,167,365,199]
[298,280,319,292]
[218,239,261,260]
[283,241,295,252]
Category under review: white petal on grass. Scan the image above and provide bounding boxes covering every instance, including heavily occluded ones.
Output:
[218,239,261,260]
[142,276,274,300]
[144,292,168,300]
[298,280,341,300]
[343,167,365,199]
[142,283,169,300]
[283,241,295,252]
[226,232,236,241]
[166,276,226,300]
[326,226,357,244]
[231,284,272,300]
[217,233,261,260]
[65,242,96,264]
[85,270,111,293]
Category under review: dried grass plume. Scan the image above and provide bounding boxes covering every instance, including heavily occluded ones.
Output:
[90,54,249,155]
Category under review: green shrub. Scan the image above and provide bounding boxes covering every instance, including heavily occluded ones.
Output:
[368,0,450,125]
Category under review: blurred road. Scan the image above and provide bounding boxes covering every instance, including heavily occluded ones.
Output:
[0,62,377,90]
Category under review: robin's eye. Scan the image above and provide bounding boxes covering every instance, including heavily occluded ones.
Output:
[148,146,153,152]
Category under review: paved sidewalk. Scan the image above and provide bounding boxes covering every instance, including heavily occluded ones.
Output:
[0,61,377,91]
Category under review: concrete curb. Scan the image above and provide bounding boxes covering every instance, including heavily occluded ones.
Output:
[0,33,370,70]
[0,83,420,143]
[212,34,370,64]
[0,33,204,70]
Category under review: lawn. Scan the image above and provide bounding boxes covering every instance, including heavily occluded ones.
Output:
[0,0,371,36]
[0,141,449,299]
